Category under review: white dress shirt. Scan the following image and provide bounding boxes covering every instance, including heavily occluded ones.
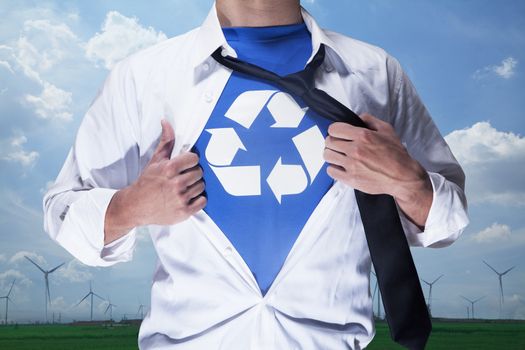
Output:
[42,2,469,349]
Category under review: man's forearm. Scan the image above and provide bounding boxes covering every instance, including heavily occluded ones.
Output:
[104,187,138,245]
[392,165,433,230]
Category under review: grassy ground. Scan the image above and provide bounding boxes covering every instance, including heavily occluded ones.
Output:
[368,320,525,349]
[0,320,524,349]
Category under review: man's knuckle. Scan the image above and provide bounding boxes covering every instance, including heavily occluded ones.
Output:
[323,148,331,160]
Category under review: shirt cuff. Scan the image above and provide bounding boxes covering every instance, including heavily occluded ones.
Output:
[55,187,137,266]
[397,171,469,248]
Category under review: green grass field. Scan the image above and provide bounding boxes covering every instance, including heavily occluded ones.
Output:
[0,320,524,349]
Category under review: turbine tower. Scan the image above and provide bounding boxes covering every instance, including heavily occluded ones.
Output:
[0,279,15,325]
[460,296,484,319]
[76,281,105,321]
[483,260,515,316]
[137,304,146,319]
[25,256,64,322]
[421,274,444,317]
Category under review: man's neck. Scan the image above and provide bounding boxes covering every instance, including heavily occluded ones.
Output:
[216,0,302,27]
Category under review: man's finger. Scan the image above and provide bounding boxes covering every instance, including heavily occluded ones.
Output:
[328,122,362,141]
[359,113,388,131]
[174,164,203,186]
[183,179,206,202]
[325,135,350,155]
[323,148,346,167]
[150,119,175,163]
[168,152,200,176]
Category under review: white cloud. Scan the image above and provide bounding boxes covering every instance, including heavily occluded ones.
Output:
[473,56,518,80]
[67,11,80,22]
[19,19,79,72]
[445,122,525,206]
[0,60,14,73]
[0,269,33,290]
[1,17,78,121]
[471,222,511,243]
[1,132,39,167]
[23,81,73,121]
[493,57,518,79]
[39,180,55,195]
[0,254,6,263]
[85,11,167,70]
[56,260,93,283]
[9,251,46,267]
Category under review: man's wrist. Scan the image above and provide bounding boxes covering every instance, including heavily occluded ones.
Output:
[104,186,141,245]
[391,160,432,203]
[391,160,433,229]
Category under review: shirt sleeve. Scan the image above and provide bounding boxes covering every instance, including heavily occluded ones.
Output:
[386,54,470,248]
[42,58,142,266]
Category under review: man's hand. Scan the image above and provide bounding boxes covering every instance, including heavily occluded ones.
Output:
[323,113,433,228]
[104,119,206,244]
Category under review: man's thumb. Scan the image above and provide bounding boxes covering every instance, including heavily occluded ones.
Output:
[151,119,175,162]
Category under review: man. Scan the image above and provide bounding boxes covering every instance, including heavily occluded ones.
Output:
[43,0,469,348]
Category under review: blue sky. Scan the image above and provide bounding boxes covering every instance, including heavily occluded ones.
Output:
[0,0,524,323]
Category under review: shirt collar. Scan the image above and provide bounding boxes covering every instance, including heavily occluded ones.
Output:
[191,1,347,71]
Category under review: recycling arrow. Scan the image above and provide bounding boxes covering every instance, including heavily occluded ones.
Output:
[210,165,261,196]
[205,128,246,166]
[267,92,308,128]
[292,125,325,183]
[225,90,277,129]
[266,157,308,203]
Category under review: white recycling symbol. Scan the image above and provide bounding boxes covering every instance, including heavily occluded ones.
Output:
[205,90,325,203]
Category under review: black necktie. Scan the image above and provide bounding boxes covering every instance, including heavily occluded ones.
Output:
[211,43,431,350]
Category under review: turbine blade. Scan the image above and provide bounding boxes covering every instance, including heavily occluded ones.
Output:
[502,266,515,275]
[432,274,444,284]
[7,279,15,297]
[49,262,65,273]
[474,296,485,303]
[483,260,500,274]
[460,295,472,303]
[25,256,45,273]
[104,304,110,315]
[421,279,430,286]
[93,293,105,301]
[76,293,90,306]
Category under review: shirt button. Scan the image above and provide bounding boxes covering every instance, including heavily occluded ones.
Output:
[204,91,213,103]
[202,62,210,71]
[324,64,334,73]
[221,48,228,57]
[224,246,233,256]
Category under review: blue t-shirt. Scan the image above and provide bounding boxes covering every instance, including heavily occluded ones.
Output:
[193,22,334,295]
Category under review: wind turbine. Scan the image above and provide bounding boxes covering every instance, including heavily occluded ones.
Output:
[483,260,515,316]
[0,279,15,325]
[104,297,117,322]
[371,271,381,319]
[137,303,146,319]
[25,256,64,322]
[460,296,484,319]
[76,281,105,321]
[421,274,444,317]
